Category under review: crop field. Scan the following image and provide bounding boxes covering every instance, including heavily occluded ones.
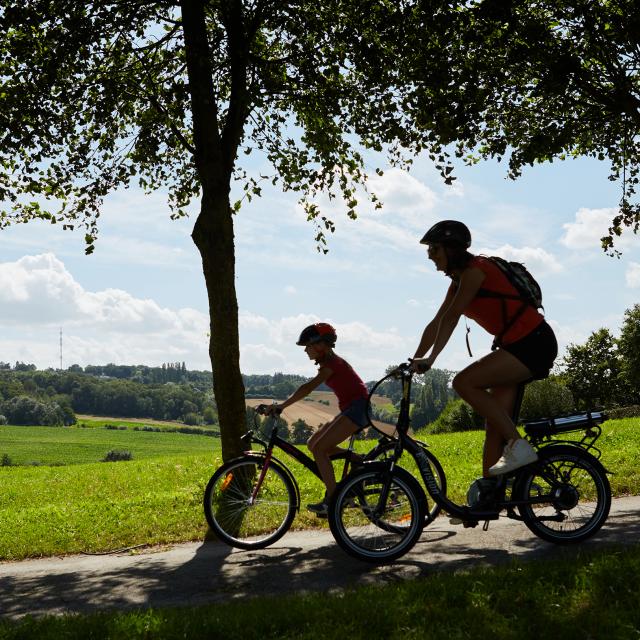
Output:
[246,390,399,435]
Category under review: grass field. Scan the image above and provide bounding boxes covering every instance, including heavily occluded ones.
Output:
[2,544,639,639]
[0,423,216,466]
[0,416,638,560]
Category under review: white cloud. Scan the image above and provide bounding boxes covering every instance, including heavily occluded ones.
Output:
[284,285,297,295]
[626,262,640,288]
[560,207,617,250]
[0,253,210,368]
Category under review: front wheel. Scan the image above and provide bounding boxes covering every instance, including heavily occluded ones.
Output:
[203,456,297,550]
[328,465,426,563]
[366,439,446,525]
[515,445,611,544]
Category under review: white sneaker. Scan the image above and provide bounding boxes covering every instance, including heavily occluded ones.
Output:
[488,439,538,476]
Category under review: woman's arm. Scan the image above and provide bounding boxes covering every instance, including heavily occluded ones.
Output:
[413,285,456,358]
[415,267,485,369]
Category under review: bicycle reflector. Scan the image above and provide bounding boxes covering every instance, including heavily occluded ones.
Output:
[221,473,234,491]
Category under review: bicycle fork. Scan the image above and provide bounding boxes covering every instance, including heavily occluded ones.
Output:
[249,449,274,505]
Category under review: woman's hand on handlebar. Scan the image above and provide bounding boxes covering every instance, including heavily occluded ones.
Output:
[409,357,433,374]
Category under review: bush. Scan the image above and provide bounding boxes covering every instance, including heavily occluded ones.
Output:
[520,377,575,421]
[428,399,484,434]
[101,449,133,462]
[1,453,13,466]
[606,405,640,419]
[0,415,7,425]
[183,412,203,426]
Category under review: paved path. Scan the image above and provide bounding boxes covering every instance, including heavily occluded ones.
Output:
[1,496,639,620]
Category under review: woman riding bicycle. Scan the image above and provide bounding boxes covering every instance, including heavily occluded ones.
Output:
[264,322,369,516]
[411,220,558,478]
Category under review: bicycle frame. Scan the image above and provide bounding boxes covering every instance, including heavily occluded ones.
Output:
[374,364,608,525]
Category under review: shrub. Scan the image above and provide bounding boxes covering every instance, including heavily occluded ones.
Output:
[183,412,203,426]
[520,377,575,421]
[428,399,484,434]
[606,405,640,419]
[101,449,133,462]
[1,453,13,466]
[0,415,7,425]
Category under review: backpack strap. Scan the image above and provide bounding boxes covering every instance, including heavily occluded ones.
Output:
[475,288,530,350]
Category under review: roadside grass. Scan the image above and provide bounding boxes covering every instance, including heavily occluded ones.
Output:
[0,454,216,559]
[2,544,639,639]
[0,425,217,466]
[0,417,638,560]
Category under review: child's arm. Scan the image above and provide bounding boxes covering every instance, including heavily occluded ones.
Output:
[267,367,333,415]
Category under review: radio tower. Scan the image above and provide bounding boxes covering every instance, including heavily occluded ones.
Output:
[59,328,63,371]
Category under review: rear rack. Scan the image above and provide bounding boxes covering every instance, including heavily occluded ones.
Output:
[523,411,607,459]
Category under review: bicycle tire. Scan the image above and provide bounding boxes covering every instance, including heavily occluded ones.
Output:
[203,456,297,550]
[328,465,426,563]
[366,440,446,525]
[515,445,611,544]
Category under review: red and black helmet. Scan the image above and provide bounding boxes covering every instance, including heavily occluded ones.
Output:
[296,323,337,347]
[420,220,471,248]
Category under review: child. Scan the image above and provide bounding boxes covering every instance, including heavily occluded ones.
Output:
[265,322,369,516]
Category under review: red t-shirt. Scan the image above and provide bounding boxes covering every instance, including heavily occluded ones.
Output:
[322,354,368,411]
[448,256,544,345]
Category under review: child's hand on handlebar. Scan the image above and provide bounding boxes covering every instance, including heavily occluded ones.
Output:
[257,403,283,416]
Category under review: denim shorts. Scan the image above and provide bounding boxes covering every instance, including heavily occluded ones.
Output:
[339,396,370,429]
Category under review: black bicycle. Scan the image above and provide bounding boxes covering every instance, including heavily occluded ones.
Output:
[203,401,445,550]
[328,363,612,563]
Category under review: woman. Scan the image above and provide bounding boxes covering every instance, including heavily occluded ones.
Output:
[411,220,557,477]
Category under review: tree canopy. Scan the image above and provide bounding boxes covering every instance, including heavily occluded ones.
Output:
[2,0,638,456]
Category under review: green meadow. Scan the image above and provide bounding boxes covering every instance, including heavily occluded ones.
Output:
[0,417,638,560]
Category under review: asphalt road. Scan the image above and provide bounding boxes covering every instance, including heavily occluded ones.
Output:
[1,496,639,620]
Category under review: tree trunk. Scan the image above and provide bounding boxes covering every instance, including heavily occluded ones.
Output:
[181,0,248,460]
[192,188,246,461]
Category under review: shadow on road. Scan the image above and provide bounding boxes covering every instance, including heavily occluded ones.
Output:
[1,503,639,620]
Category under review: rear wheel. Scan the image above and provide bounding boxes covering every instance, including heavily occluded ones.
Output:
[516,445,611,544]
[328,466,426,563]
[204,456,297,550]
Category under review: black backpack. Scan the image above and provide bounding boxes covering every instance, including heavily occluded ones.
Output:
[473,256,544,351]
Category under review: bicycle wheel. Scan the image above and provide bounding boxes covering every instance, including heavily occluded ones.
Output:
[328,465,426,563]
[515,445,611,544]
[367,440,446,525]
[203,456,297,550]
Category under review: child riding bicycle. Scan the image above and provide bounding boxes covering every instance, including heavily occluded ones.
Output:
[263,322,369,516]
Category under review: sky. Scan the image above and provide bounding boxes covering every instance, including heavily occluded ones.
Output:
[1,148,638,382]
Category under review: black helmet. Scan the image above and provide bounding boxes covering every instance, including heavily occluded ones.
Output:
[420,220,471,248]
[296,323,337,347]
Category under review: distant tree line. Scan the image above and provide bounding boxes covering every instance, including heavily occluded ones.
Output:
[0,365,217,427]
[561,304,640,411]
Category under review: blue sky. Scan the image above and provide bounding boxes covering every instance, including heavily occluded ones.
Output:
[0,149,638,381]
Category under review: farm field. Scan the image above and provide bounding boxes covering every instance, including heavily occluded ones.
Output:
[246,390,399,435]
[0,424,216,466]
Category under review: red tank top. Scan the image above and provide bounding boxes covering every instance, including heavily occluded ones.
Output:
[322,354,368,411]
[449,256,544,345]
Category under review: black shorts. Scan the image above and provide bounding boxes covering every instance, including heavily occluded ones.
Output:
[501,320,558,380]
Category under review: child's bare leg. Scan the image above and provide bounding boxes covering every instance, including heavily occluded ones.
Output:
[309,415,359,498]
